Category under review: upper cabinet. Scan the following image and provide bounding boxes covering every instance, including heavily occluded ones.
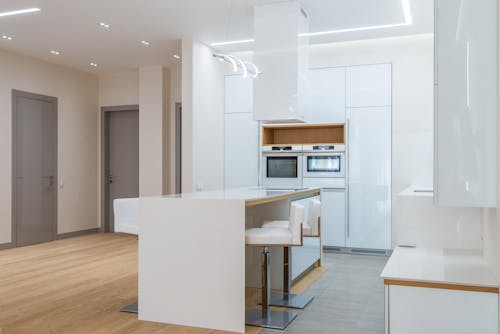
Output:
[225,75,253,114]
[435,0,496,207]
[300,67,346,124]
[346,64,392,108]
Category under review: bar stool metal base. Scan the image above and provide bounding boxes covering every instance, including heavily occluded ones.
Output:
[120,301,138,313]
[245,308,298,330]
[265,292,314,309]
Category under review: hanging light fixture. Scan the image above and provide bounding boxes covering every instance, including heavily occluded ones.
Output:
[213,53,259,79]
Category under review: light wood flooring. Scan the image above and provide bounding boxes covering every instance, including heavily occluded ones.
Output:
[0,233,326,334]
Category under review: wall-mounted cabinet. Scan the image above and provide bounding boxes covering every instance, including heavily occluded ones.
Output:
[435,0,497,207]
[300,67,346,124]
[262,123,345,146]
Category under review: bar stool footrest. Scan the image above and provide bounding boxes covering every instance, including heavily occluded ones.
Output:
[120,301,138,313]
[245,308,298,330]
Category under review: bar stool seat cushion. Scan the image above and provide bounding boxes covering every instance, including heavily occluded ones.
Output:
[261,220,312,234]
[245,227,292,245]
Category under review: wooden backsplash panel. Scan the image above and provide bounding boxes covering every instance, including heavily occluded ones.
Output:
[262,124,345,145]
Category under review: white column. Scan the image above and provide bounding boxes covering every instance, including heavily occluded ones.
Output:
[139,65,169,196]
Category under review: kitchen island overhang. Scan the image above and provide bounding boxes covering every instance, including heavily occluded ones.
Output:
[138,187,320,333]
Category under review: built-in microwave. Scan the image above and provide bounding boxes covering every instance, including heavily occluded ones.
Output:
[262,145,303,189]
[302,145,345,178]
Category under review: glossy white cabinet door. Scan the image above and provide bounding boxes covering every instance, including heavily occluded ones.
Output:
[224,113,259,188]
[224,75,253,114]
[346,64,392,108]
[347,107,391,250]
[388,285,498,334]
[435,0,496,207]
[300,67,346,124]
[321,188,346,247]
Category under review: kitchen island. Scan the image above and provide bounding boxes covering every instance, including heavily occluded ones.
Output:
[138,187,321,333]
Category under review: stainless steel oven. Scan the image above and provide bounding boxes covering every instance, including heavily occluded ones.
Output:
[262,145,303,189]
[302,144,345,178]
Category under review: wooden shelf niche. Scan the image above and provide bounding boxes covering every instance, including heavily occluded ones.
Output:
[262,123,345,146]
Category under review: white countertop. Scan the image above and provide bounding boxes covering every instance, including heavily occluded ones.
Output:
[381,247,498,288]
[147,187,320,204]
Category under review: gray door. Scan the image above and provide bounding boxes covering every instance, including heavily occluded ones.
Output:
[13,91,57,247]
[107,110,139,232]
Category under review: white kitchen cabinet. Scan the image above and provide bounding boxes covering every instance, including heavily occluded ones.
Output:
[346,64,391,108]
[347,106,391,250]
[321,188,346,247]
[382,247,499,334]
[435,0,496,207]
[300,67,346,124]
[387,285,498,334]
[224,75,253,114]
[224,113,259,189]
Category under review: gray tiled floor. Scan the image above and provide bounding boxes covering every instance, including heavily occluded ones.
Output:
[262,252,389,334]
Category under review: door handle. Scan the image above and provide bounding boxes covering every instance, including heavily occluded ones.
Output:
[108,174,114,184]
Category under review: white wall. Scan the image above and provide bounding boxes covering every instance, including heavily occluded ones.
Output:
[99,70,139,107]
[181,39,225,192]
[0,49,99,244]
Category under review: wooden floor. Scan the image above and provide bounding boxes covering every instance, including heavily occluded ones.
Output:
[0,233,325,334]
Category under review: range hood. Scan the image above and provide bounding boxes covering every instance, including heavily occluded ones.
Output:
[253,2,309,123]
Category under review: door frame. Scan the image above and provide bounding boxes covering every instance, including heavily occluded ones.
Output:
[175,102,182,193]
[100,105,139,233]
[12,89,58,247]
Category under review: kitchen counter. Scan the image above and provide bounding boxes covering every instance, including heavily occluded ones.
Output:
[138,187,320,333]
[157,186,321,206]
[381,246,498,290]
[382,247,499,334]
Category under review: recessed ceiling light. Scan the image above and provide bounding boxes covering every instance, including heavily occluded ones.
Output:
[140,40,150,46]
[0,7,40,18]
[50,50,60,55]
[2,35,12,40]
[99,22,110,29]
[173,54,181,59]
[90,62,98,67]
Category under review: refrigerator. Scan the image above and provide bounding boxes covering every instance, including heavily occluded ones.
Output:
[346,106,391,250]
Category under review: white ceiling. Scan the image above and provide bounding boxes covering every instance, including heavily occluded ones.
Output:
[0,0,433,74]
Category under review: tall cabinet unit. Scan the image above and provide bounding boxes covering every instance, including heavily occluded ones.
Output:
[435,0,497,207]
[224,75,259,189]
[346,64,392,251]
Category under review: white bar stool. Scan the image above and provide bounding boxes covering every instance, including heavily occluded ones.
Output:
[260,198,321,309]
[245,202,305,330]
[114,198,139,314]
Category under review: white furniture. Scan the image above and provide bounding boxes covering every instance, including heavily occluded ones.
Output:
[260,199,320,310]
[382,247,499,334]
[139,187,320,333]
[321,188,346,247]
[300,67,346,124]
[347,106,391,250]
[253,2,308,122]
[224,75,259,189]
[245,202,304,329]
[434,0,497,207]
[346,64,392,108]
[113,198,139,235]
